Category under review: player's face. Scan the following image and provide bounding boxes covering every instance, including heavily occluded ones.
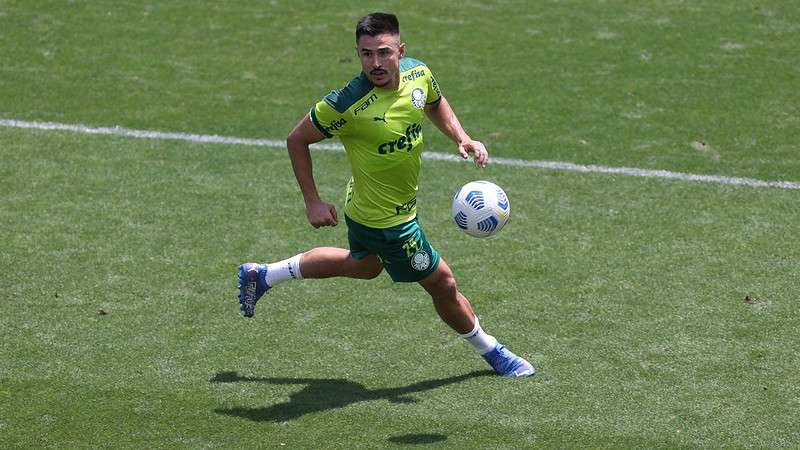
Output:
[357,33,405,89]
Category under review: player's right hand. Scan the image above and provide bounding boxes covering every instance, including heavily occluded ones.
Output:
[305,199,339,228]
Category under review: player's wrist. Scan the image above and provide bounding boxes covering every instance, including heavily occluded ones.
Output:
[302,193,324,207]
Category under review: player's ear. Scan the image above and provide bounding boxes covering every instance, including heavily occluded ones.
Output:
[399,42,406,58]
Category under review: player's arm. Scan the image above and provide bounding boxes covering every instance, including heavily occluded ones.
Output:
[286,115,339,228]
[424,96,488,168]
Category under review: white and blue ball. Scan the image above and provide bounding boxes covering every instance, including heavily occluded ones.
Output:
[451,180,510,238]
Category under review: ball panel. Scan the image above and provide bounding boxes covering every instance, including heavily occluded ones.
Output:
[454,211,468,230]
[496,188,509,211]
[464,190,486,210]
[476,216,499,233]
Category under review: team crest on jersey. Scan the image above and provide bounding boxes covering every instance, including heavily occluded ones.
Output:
[411,250,431,271]
[410,88,426,109]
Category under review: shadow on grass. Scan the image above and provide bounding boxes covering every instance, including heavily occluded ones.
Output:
[211,369,494,423]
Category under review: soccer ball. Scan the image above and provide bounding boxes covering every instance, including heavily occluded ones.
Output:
[451,180,510,238]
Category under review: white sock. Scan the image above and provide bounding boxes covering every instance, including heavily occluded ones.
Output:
[265,254,303,287]
[459,316,498,355]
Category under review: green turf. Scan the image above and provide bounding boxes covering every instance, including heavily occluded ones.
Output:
[2,1,799,448]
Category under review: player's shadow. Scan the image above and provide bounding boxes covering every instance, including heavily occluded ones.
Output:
[211,369,494,423]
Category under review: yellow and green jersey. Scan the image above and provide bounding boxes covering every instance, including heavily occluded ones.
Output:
[309,57,442,229]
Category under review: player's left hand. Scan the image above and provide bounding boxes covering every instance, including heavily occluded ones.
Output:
[458,139,489,168]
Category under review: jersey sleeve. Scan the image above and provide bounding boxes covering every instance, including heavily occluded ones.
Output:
[309,98,352,138]
[426,70,442,104]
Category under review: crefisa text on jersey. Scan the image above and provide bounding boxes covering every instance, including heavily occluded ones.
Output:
[402,69,425,83]
[377,122,422,155]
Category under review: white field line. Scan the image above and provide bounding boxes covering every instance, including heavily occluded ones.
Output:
[2,118,799,190]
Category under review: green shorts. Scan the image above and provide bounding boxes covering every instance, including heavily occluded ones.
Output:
[345,215,440,282]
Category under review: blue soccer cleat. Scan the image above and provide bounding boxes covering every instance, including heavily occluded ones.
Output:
[482,343,536,377]
[237,263,271,318]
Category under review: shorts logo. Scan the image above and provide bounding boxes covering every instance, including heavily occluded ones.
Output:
[411,251,431,271]
[410,88,425,109]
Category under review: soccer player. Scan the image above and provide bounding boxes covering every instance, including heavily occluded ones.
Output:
[238,12,534,377]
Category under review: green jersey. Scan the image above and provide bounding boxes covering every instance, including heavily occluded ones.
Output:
[309,57,442,229]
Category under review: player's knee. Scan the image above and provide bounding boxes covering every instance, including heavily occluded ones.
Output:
[430,274,458,300]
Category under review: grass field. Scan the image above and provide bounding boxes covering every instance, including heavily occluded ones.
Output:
[2,1,799,448]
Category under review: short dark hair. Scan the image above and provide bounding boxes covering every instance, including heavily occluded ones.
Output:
[356,12,399,42]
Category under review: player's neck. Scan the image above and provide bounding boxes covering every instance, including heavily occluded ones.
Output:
[377,81,400,91]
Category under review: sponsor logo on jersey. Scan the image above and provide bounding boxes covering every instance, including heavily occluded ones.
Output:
[377,122,422,154]
[395,196,417,215]
[402,69,426,83]
[353,93,378,116]
[325,118,347,134]
[410,88,426,109]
